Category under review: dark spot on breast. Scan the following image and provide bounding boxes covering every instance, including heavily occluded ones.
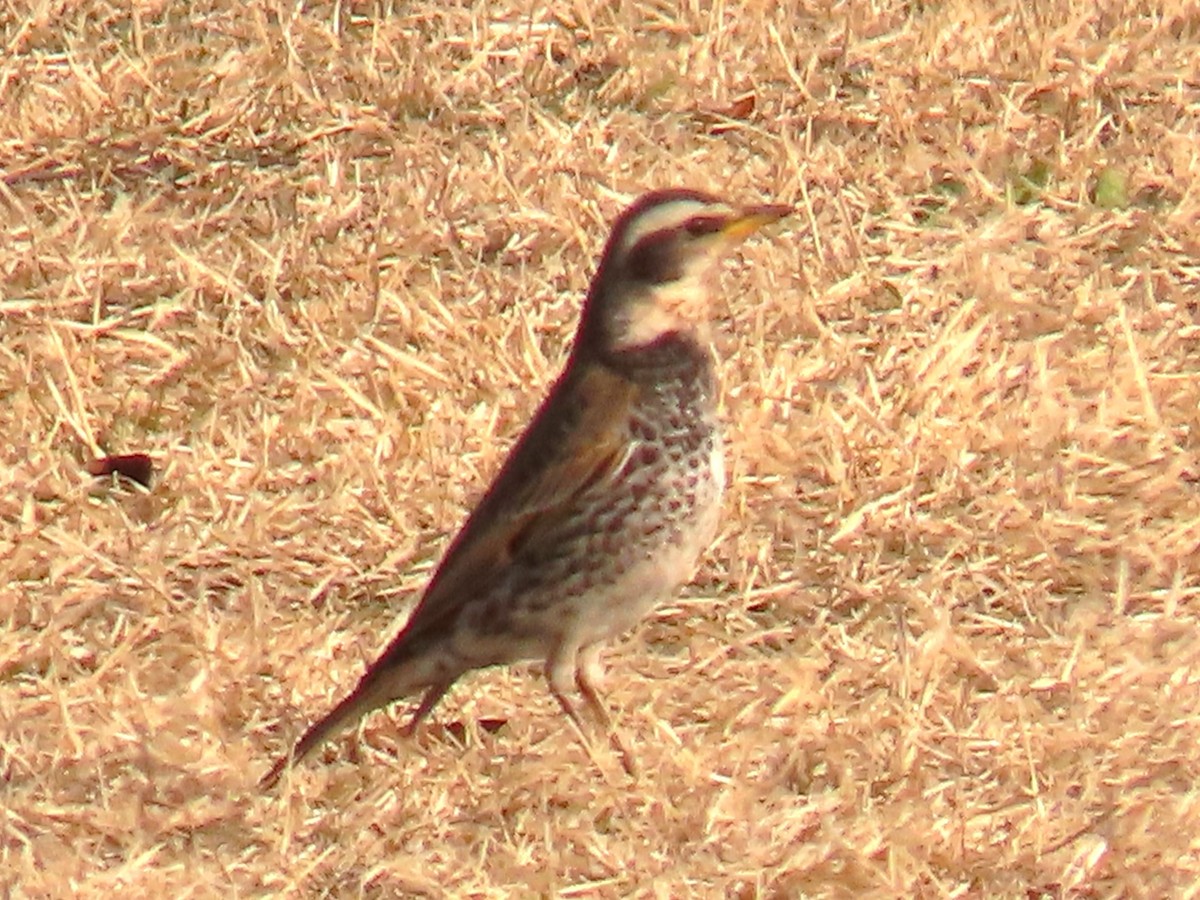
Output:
[631,419,658,441]
[636,445,661,466]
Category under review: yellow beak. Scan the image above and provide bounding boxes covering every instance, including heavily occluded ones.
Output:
[720,203,792,241]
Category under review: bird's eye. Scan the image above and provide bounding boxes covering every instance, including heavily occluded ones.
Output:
[684,215,725,237]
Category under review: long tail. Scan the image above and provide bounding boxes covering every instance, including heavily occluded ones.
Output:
[258,679,377,789]
[259,657,449,789]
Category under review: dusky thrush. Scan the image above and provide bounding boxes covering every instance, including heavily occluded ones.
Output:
[261,189,790,787]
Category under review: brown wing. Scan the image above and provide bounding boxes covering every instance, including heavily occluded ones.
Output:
[257,362,639,788]
[392,361,638,647]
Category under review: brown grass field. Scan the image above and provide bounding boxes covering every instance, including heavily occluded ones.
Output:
[3,0,1200,896]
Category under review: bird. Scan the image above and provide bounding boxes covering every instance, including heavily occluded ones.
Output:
[260,188,790,788]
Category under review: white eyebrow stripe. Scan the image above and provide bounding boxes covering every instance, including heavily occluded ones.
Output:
[617,200,731,255]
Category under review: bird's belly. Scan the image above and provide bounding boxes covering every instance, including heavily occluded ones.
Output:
[464,427,724,661]
[570,433,724,643]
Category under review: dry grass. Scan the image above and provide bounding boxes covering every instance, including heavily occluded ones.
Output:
[3,0,1200,896]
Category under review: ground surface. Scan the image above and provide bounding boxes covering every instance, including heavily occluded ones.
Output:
[3,0,1200,897]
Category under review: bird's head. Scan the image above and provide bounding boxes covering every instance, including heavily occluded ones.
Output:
[578,189,790,362]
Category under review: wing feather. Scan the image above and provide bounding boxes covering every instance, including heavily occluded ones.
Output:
[392,363,637,646]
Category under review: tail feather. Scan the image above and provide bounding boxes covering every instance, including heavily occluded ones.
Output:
[260,662,423,790]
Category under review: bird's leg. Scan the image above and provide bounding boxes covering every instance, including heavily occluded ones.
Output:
[547,646,616,776]
[575,643,638,777]
[402,680,453,737]
[548,643,637,778]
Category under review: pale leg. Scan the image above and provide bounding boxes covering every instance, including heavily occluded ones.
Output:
[575,643,638,777]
